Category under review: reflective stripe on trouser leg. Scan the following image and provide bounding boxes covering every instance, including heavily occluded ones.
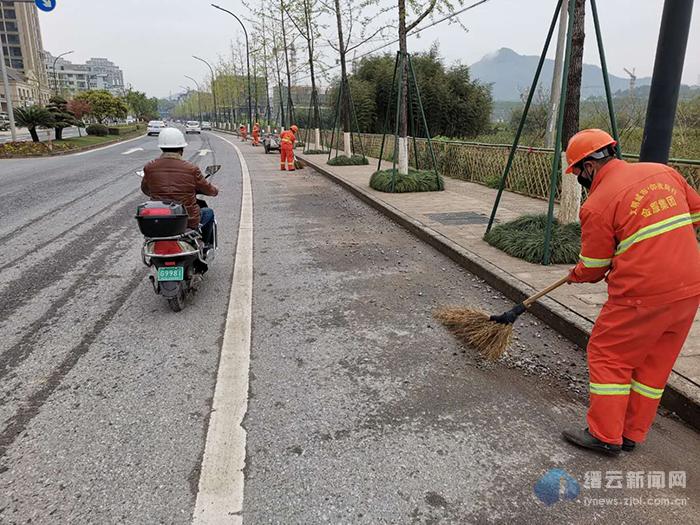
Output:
[623,296,698,443]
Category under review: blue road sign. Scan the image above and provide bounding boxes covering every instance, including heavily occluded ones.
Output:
[35,0,56,12]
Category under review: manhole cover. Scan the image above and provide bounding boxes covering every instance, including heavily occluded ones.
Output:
[426,211,492,225]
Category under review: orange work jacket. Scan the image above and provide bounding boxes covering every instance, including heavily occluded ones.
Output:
[569,159,700,306]
[280,130,296,147]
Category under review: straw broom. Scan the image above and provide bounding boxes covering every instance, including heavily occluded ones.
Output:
[435,275,569,360]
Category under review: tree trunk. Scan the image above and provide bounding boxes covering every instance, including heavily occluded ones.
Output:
[558,0,585,224]
[55,127,63,140]
[397,0,409,174]
[561,0,585,147]
[29,127,39,142]
[334,0,352,154]
[280,1,295,125]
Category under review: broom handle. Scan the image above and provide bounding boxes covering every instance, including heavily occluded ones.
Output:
[523,275,569,307]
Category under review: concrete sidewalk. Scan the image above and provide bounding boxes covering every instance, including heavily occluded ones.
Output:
[297,150,700,428]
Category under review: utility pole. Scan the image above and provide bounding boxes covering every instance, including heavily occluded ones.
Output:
[640,0,694,164]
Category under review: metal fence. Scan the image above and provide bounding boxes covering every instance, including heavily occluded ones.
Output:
[311,130,700,202]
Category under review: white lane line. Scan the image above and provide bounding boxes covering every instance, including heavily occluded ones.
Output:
[199,149,212,157]
[122,147,144,155]
[193,133,253,525]
[72,134,147,157]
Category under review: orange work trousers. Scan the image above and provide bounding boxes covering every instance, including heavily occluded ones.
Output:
[280,144,295,171]
[252,133,260,146]
[587,295,699,445]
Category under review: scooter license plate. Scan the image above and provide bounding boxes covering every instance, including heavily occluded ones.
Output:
[157,267,184,281]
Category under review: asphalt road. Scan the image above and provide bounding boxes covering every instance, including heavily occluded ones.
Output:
[0,131,698,523]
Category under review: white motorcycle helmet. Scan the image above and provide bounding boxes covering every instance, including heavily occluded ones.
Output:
[158,127,188,149]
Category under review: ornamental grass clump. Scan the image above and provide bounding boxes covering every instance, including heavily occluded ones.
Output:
[483,214,581,264]
[327,154,369,166]
[369,167,444,193]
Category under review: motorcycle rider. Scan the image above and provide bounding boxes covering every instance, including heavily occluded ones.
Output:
[141,127,219,247]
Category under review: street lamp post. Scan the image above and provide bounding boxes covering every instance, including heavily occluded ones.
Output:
[193,55,218,127]
[185,75,203,123]
[52,50,74,95]
[211,4,253,135]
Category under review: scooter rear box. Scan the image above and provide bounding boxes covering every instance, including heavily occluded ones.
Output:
[136,201,188,237]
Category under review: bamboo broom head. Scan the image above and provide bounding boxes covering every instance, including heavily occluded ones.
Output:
[434,306,514,361]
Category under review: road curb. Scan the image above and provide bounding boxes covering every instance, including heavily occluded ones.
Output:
[298,153,700,431]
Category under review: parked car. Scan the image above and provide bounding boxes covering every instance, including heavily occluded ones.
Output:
[263,130,281,154]
[147,120,166,135]
[201,121,212,131]
[185,121,202,134]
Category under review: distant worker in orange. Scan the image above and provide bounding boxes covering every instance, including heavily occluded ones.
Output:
[561,129,700,456]
[252,122,261,146]
[280,125,298,171]
[239,124,248,142]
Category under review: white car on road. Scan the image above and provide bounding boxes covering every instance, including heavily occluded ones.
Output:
[147,120,166,136]
[201,121,212,131]
[185,121,202,134]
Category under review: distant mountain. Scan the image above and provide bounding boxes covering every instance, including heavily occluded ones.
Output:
[470,47,651,101]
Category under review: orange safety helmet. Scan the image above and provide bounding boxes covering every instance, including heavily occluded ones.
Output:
[290,124,298,133]
[565,129,617,173]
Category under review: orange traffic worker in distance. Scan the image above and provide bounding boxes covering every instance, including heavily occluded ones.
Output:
[561,129,700,457]
[252,122,261,146]
[280,125,298,172]
[239,124,248,142]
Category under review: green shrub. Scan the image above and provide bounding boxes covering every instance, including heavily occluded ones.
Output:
[304,149,330,155]
[86,124,109,136]
[327,154,369,166]
[369,167,444,193]
[483,214,581,264]
[484,174,501,189]
[108,127,120,135]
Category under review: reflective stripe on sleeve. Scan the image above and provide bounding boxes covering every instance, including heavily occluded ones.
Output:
[631,379,664,400]
[579,254,612,268]
[615,213,693,256]
[691,211,700,223]
[589,382,631,396]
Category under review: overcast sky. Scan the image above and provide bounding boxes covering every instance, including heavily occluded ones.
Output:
[39,0,700,98]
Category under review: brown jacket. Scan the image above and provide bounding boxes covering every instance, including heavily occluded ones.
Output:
[142,153,218,228]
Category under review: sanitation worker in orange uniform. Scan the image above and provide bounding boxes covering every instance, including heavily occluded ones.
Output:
[280,125,297,171]
[561,129,700,456]
[252,122,261,146]
[239,124,248,142]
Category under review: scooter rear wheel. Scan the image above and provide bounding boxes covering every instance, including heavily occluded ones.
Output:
[167,286,186,312]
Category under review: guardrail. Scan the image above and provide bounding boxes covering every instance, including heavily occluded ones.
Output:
[311,129,700,202]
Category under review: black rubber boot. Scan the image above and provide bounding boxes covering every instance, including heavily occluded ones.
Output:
[562,428,621,457]
[622,437,636,452]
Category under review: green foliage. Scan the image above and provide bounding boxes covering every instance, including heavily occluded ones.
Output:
[47,96,78,133]
[107,124,140,135]
[327,154,369,166]
[124,89,159,121]
[369,167,444,193]
[338,50,492,138]
[14,106,55,142]
[86,124,109,136]
[484,214,581,264]
[74,90,128,123]
[303,149,330,155]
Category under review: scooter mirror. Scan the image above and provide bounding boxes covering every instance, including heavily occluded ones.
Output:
[136,170,144,178]
[204,165,221,178]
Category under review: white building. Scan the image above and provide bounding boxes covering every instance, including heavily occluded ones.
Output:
[45,53,125,96]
